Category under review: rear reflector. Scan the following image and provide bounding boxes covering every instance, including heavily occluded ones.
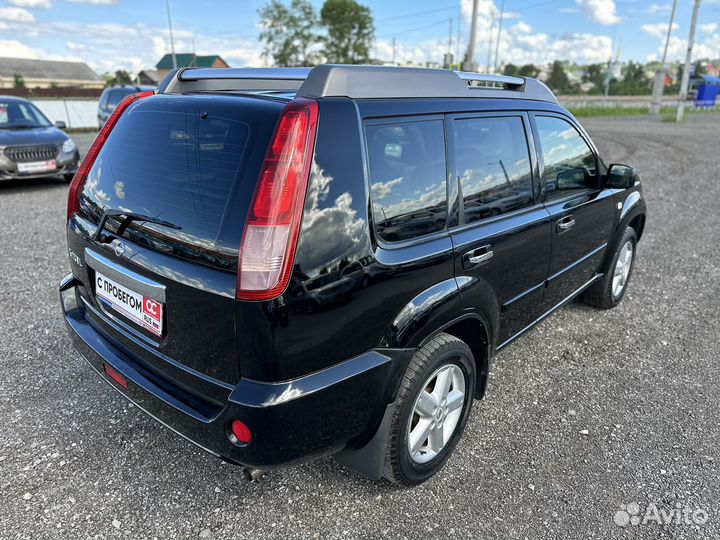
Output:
[67,90,154,221]
[102,363,129,389]
[237,98,319,301]
[230,419,253,445]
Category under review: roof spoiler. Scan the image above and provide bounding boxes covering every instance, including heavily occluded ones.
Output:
[160,64,558,103]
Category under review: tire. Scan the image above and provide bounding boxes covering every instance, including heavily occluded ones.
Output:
[63,174,74,183]
[383,333,476,486]
[583,226,637,309]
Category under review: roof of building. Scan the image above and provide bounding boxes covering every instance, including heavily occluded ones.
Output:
[0,57,100,81]
[138,69,163,84]
[155,54,227,70]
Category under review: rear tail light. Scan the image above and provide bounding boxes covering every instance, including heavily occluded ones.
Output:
[237,98,319,300]
[67,91,154,221]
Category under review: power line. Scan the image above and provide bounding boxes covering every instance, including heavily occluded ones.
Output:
[376,20,447,39]
[375,4,458,23]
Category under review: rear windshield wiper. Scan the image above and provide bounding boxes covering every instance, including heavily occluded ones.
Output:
[92,208,181,243]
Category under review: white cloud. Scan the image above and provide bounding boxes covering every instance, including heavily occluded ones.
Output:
[0,39,41,58]
[0,7,35,22]
[642,22,678,39]
[576,0,621,25]
[700,22,718,34]
[0,38,81,62]
[646,32,720,62]
[66,40,86,51]
[646,3,672,15]
[9,0,51,8]
[66,0,119,4]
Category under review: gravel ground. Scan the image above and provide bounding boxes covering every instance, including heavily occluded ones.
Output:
[1,116,719,539]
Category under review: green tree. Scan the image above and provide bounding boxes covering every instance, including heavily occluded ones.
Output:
[610,61,651,95]
[320,0,374,64]
[503,63,519,76]
[546,61,572,94]
[13,74,25,89]
[518,64,539,78]
[258,0,320,67]
[583,63,606,94]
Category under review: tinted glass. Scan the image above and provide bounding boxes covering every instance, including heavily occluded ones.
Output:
[107,88,137,108]
[367,119,447,242]
[452,116,533,223]
[536,116,597,199]
[0,101,51,128]
[79,95,280,269]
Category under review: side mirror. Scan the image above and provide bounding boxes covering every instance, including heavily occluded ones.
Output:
[54,120,67,130]
[606,164,637,189]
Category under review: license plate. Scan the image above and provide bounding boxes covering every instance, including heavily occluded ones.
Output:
[95,272,164,336]
[17,160,56,173]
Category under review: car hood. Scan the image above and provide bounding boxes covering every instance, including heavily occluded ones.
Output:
[0,127,67,147]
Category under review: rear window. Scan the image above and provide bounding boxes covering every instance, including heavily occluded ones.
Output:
[366,118,447,243]
[79,94,282,269]
[106,88,137,109]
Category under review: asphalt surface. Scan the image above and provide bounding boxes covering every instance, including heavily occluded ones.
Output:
[1,115,719,539]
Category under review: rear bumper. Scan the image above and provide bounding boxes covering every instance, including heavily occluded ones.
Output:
[60,274,409,469]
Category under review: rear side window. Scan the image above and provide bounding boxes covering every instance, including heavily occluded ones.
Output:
[366,119,447,243]
[452,116,533,224]
[535,116,598,199]
[106,89,135,109]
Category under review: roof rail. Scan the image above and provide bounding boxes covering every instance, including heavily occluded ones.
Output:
[160,64,557,103]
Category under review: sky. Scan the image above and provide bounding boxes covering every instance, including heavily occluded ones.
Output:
[0,0,718,75]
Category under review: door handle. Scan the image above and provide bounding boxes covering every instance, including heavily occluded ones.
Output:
[557,216,576,233]
[464,245,494,267]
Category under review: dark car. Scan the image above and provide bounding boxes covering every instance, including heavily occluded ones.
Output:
[97,85,155,128]
[60,66,646,486]
[0,96,79,182]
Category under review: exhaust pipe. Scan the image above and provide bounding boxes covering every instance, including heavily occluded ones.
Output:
[243,467,266,481]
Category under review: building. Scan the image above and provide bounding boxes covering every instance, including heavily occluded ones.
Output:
[153,53,230,81]
[0,57,103,89]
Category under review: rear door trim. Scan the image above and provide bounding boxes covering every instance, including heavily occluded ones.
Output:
[85,249,166,302]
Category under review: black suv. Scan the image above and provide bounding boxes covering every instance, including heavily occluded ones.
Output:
[60,65,646,486]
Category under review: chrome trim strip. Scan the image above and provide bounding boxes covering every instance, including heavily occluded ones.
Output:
[84,249,166,302]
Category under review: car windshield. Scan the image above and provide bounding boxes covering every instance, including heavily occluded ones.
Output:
[0,101,52,129]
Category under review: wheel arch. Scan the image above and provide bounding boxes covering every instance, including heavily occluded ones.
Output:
[419,313,493,400]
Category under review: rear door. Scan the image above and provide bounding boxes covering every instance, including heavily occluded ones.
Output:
[531,113,614,308]
[447,112,552,348]
[69,93,283,390]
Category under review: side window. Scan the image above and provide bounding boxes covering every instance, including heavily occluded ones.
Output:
[452,116,533,224]
[367,119,447,243]
[535,116,597,199]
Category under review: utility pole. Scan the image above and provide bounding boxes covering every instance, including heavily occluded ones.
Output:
[165,0,177,69]
[486,13,493,73]
[392,37,396,65]
[456,12,461,69]
[676,0,702,122]
[448,18,453,63]
[493,0,505,74]
[463,0,479,71]
[650,0,678,114]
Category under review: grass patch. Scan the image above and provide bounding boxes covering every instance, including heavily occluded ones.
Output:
[569,105,720,118]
